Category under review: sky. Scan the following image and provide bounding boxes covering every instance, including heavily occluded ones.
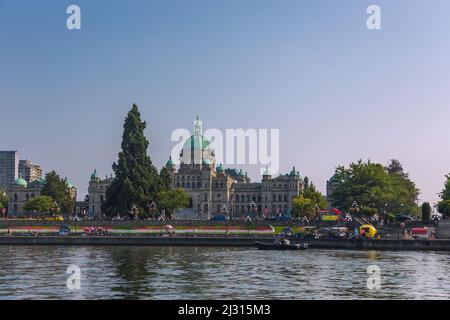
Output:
[1,0,450,204]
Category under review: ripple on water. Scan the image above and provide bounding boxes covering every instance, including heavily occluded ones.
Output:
[0,246,449,299]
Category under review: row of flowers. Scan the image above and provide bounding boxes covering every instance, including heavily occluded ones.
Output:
[0,225,275,234]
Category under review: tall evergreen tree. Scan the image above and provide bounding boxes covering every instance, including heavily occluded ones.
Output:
[102,104,163,216]
[160,166,172,190]
[421,202,431,221]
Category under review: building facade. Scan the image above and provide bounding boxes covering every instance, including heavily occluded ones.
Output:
[0,151,18,188]
[6,176,77,215]
[166,118,304,218]
[88,169,114,217]
[19,159,42,183]
[85,118,305,218]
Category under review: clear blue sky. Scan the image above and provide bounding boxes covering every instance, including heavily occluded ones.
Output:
[1,0,450,205]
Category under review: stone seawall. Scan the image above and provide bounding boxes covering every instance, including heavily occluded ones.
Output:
[1,236,450,251]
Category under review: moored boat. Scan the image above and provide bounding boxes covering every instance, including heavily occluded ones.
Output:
[255,237,308,250]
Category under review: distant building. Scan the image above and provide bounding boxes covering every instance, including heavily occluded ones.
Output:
[19,159,42,183]
[6,176,77,215]
[166,117,304,218]
[85,118,305,218]
[0,151,18,188]
[7,178,44,214]
[88,169,114,217]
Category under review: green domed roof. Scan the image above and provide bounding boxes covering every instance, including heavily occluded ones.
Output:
[65,178,73,189]
[216,163,224,172]
[238,169,244,176]
[166,156,174,167]
[90,169,98,179]
[183,135,211,151]
[15,177,27,187]
[202,158,212,165]
[289,166,301,177]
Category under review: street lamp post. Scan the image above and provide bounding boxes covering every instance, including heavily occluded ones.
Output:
[159,214,165,236]
[250,201,257,219]
[246,216,252,237]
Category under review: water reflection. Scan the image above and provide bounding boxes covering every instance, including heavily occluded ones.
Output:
[0,246,448,299]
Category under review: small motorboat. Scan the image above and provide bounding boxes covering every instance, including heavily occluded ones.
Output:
[255,237,308,250]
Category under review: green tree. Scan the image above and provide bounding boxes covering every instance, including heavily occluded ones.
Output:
[438,174,450,217]
[292,194,315,220]
[159,166,172,190]
[41,171,74,214]
[302,178,327,210]
[292,178,326,220]
[0,188,8,209]
[438,200,450,217]
[421,202,431,221]
[329,159,419,216]
[102,104,163,216]
[385,159,420,216]
[156,188,190,218]
[23,196,55,213]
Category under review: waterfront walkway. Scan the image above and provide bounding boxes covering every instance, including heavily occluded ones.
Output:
[1,235,450,251]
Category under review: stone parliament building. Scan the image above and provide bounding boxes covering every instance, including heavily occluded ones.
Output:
[165,118,304,218]
[87,118,304,218]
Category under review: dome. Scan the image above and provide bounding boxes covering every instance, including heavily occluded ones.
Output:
[166,156,174,167]
[216,163,224,173]
[238,169,244,176]
[15,177,27,187]
[183,135,211,151]
[65,178,73,189]
[290,166,300,177]
[91,169,98,179]
[202,158,212,165]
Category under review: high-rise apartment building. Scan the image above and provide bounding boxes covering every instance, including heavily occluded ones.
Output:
[19,159,43,183]
[0,151,19,188]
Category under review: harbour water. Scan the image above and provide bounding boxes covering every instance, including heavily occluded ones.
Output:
[0,246,449,299]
